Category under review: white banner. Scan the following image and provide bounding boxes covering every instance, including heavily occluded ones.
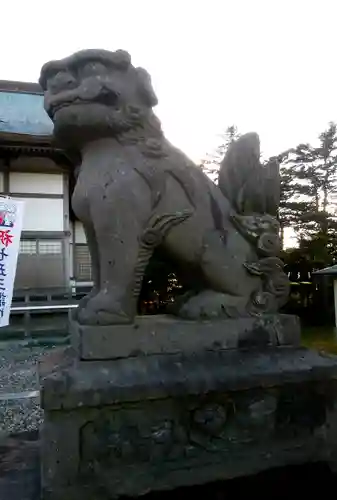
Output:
[0,198,24,327]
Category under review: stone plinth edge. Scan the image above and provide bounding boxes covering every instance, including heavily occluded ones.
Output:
[70,314,301,360]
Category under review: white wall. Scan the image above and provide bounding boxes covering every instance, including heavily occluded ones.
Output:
[0,173,4,193]
[9,172,63,195]
[14,197,64,231]
[75,221,87,243]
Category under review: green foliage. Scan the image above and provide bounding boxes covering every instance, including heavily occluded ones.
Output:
[278,122,337,265]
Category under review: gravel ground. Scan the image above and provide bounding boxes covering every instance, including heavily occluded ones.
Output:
[0,344,43,394]
[0,344,50,435]
[0,397,42,435]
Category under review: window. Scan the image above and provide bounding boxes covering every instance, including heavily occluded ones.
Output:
[75,245,92,281]
[19,239,63,255]
[19,240,37,255]
[38,240,62,254]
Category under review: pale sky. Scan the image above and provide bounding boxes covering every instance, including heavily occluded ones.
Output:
[2,0,337,163]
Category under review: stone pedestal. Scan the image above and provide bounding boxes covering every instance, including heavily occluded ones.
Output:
[70,314,301,360]
[40,317,337,499]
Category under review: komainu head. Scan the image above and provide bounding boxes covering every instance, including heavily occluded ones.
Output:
[39,49,159,146]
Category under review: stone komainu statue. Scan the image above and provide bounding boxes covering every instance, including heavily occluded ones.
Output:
[39,49,289,326]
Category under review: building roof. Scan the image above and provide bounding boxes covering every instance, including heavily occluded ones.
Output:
[0,80,42,94]
[0,81,53,140]
[312,265,337,276]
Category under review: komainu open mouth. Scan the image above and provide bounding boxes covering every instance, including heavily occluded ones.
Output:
[49,90,119,117]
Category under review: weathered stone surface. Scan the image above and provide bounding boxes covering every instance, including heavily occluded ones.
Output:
[40,347,337,410]
[39,49,289,326]
[40,347,337,499]
[37,49,312,500]
[1,433,336,500]
[70,314,300,360]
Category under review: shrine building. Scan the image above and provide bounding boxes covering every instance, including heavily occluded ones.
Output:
[0,80,91,294]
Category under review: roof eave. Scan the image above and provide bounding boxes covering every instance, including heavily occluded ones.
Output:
[312,266,337,277]
[0,80,42,95]
[0,131,52,145]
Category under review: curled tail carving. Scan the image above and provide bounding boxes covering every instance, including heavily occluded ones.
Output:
[217,132,289,316]
[218,132,280,216]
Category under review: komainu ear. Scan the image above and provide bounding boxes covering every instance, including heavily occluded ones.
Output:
[136,67,158,107]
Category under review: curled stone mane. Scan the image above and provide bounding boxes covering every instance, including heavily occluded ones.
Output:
[39,49,133,88]
[118,110,166,158]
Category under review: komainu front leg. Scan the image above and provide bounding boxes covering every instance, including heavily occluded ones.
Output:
[77,212,146,326]
[77,290,133,325]
[72,223,101,321]
[77,243,140,325]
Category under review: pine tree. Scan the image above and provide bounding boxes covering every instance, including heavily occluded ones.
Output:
[287,123,337,238]
[276,151,315,248]
[200,125,240,182]
[279,122,337,265]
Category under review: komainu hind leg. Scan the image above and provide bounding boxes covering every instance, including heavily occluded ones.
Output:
[172,289,249,320]
[166,226,260,320]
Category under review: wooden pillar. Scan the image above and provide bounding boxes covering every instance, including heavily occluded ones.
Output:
[3,156,10,193]
[60,169,72,291]
[333,279,337,328]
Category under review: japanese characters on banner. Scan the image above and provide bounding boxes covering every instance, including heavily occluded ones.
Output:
[0,198,24,327]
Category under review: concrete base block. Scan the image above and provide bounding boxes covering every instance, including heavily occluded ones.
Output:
[71,314,301,360]
[40,344,337,499]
